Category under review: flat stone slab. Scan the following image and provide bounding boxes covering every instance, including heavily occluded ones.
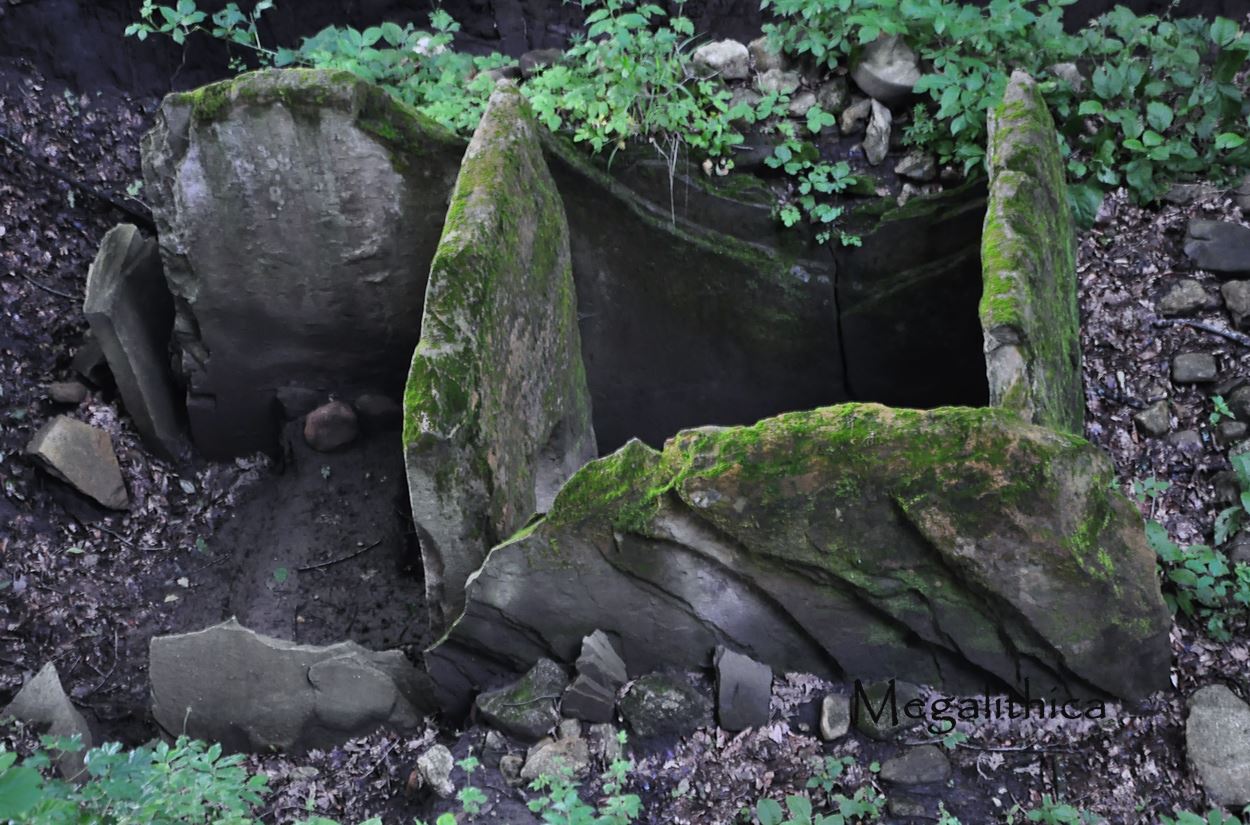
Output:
[404,82,596,631]
[4,663,93,778]
[1185,220,1250,278]
[84,223,187,460]
[1187,684,1250,807]
[26,416,128,509]
[149,618,432,752]
[427,404,1171,713]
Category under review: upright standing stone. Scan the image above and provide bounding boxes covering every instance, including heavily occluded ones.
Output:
[981,71,1084,433]
[142,69,464,457]
[404,82,597,631]
[83,224,187,460]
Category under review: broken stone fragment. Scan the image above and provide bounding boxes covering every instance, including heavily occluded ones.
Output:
[521,728,590,781]
[879,745,951,785]
[26,416,128,510]
[303,400,359,452]
[894,150,937,182]
[1185,220,1250,278]
[48,381,88,404]
[713,646,772,732]
[756,68,800,96]
[854,680,925,741]
[562,630,628,723]
[405,82,596,632]
[1159,278,1210,317]
[748,36,785,73]
[863,100,892,166]
[815,77,849,115]
[840,97,872,135]
[149,618,431,752]
[1133,400,1171,437]
[4,663,93,779]
[691,39,750,80]
[427,404,1170,713]
[787,91,817,118]
[849,35,920,105]
[819,694,850,741]
[1186,684,1250,808]
[476,658,569,743]
[1171,352,1218,384]
[83,223,187,461]
[618,673,713,740]
[414,745,455,798]
[1222,281,1250,329]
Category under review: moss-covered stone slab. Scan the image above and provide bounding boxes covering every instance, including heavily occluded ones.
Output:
[404,83,596,631]
[427,404,1169,713]
[141,68,465,457]
[981,71,1084,433]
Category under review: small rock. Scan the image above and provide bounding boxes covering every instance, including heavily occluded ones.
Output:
[850,35,920,104]
[1215,470,1241,505]
[748,36,785,73]
[1230,385,1250,422]
[1172,352,1218,384]
[26,416,128,510]
[853,680,924,740]
[618,673,713,739]
[756,68,800,96]
[887,794,933,818]
[1133,400,1171,437]
[894,150,936,182]
[1168,429,1204,455]
[815,77,849,115]
[562,630,627,723]
[879,745,951,785]
[48,381,88,404]
[1217,419,1247,447]
[415,745,455,798]
[353,393,403,430]
[1185,220,1250,278]
[1229,533,1250,565]
[728,88,762,125]
[863,100,892,166]
[1223,281,1250,329]
[692,39,750,80]
[1187,684,1250,807]
[500,754,524,786]
[477,658,569,742]
[303,400,359,452]
[819,694,851,741]
[521,734,590,781]
[1234,173,1250,217]
[276,386,322,421]
[519,48,562,78]
[482,729,509,767]
[840,97,872,135]
[71,333,110,386]
[1164,182,1221,205]
[713,647,772,732]
[588,722,623,763]
[1046,62,1085,93]
[1159,279,1211,317]
[787,91,817,118]
[3,663,93,779]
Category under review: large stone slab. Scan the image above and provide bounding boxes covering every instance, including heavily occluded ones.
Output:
[981,71,1084,433]
[26,416,128,510]
[404,83,596,631]
[427,404,1170,713]
[4,663,93,778]
[141,68,465,457]
[83,223,187,460]
[150,618,433,752]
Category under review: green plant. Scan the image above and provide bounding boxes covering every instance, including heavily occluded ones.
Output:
[765,113,862,245]
[805,756,853,795]
[754,787,883,825]
[455,755,486,817]
[1004,796,1100,824]
[525,740,641,825]
[1211,395,1235,425]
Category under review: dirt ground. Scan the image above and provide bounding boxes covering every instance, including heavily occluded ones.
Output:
[2,58,1250,824]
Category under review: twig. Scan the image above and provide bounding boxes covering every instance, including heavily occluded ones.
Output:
[297,539,382,572]
[353,740,399,782]
[17,272,76,301]
[0,128,156,230]
[1153,317,1250,348]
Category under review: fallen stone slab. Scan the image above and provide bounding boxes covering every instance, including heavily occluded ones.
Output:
[981,71,1084,434]
[879,745,951,785]
[149,618,432,752]
[1185,220,1250,278]
[142,68,465,457]
[4,663,93,779]
[26,416,128,510]
[561,630,628,723]
[618,673,713,740]
[1187,684,1250,808]
[427,404,1171,713]
[405,82,596,631]
[84,223,187,460]
[476,658,569,743]
[713,646,772,731]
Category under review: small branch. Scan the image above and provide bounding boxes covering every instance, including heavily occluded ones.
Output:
[297,539,382,572]
[1153,317,1250,348]
[17,272,76,301]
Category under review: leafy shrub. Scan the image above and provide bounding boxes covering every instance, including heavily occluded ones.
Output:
[761,0,1250,217]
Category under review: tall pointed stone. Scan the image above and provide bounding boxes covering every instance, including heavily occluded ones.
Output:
[404,82,596,631]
